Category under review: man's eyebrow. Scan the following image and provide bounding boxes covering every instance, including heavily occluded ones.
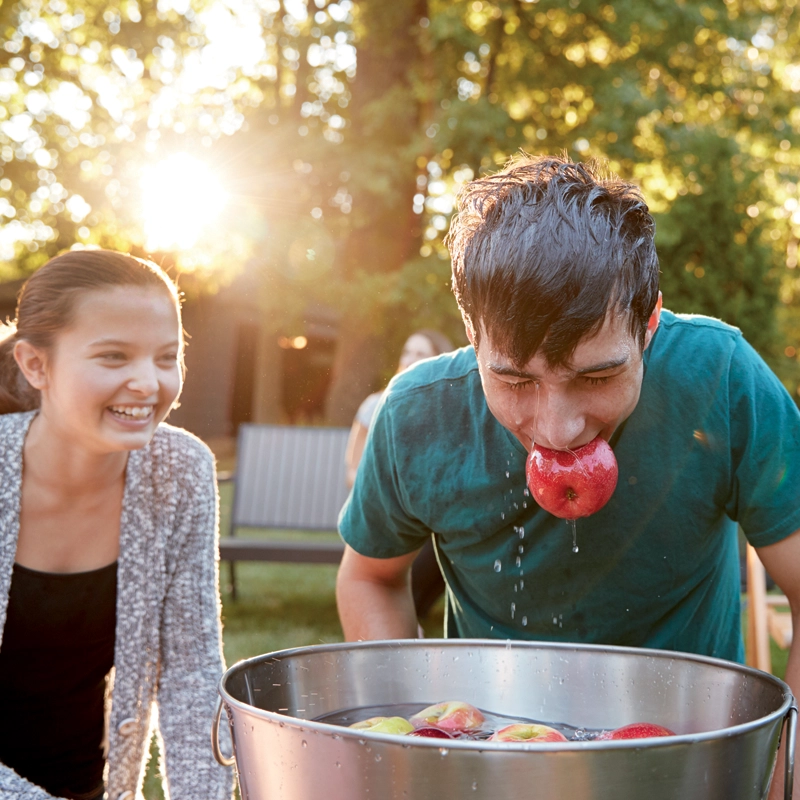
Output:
[487,363,537,379]
[487,356,629,379]
[573,356,629,375]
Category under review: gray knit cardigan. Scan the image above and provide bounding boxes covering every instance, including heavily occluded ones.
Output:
[0,411,234,800]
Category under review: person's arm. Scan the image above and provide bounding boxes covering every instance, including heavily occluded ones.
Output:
[754,530,800,800]
[336,544,421,640]
[345,420,368,489]
[156,444,233,800]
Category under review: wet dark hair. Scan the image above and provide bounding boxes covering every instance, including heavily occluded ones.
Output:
[447,153,660,368]
[0,249,180,414]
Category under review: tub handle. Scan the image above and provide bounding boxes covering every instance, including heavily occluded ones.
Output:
[212,698,236,767]
[785,703,798,800]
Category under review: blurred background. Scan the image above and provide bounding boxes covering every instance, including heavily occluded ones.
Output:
[1,0,799,453]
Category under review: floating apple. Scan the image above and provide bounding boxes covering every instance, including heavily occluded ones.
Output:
[408,727,454,739]
[489,723,568,743]
[597,722,675,740]
[409,701,485,732]
[526,436,618,518]
[349,716,414,735]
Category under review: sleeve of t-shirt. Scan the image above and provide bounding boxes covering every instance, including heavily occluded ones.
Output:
[726,334,800,547]
[339,395,433,558]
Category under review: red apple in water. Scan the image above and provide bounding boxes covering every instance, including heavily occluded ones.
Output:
[409,701,485,732]
[408,727,454,739]
[526,436,618,518]
[349,716,414,735]
[489,723,568,743]
[597,722,675,740]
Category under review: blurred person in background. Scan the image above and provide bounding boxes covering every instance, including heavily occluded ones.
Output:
[0,250,232,800]
[345,329,454,621]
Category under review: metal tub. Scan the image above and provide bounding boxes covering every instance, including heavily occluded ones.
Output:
[213,639,796,800]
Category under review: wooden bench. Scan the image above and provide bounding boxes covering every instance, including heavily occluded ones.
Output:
[218,423,350,598]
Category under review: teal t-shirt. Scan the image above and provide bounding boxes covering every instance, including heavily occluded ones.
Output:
[339,311,800,662]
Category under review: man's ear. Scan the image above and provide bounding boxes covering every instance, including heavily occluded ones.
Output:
[643,292,662,351]
[13,340,49,390]
[463,314,476,347]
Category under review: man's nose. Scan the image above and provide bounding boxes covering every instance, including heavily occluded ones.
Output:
[533,387,584,450]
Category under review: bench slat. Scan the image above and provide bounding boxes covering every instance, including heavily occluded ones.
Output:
[219,538,344,564]
[232,424,350,531]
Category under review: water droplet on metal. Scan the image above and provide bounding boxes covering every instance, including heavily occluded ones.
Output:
[494,560,502,572]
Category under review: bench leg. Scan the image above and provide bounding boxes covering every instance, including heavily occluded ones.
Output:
[229,560,238,602]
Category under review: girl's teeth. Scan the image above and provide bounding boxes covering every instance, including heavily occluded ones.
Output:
[111,406,151,419]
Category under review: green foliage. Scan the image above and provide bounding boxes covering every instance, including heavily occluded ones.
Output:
[655,131,779,361]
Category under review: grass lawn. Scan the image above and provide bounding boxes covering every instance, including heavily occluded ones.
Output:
[141,480,788,797]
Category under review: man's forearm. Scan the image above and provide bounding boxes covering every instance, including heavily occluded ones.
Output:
[337,574,419,641]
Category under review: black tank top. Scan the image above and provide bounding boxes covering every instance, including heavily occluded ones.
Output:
[0,561,117,799]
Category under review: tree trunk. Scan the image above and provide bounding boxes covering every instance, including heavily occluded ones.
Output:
[324,0,428,424]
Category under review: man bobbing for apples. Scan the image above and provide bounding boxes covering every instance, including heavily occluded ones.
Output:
[335,156,800,778]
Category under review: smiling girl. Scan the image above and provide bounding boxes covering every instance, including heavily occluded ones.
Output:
[0,250,232,800]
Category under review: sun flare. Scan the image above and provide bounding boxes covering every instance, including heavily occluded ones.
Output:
[140,153,229,252]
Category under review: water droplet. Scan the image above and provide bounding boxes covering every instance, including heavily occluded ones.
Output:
[302,740,307,748]
[374,754,382,762]
[518,544,524,554]
[501,512,505,520]
[505,471,510,478]
[510,602,516,619]
[515,556,521,567]
[522,616,528,626]
[569,519,578,553]
[518,527,525,539]
[523,488,530,497]
[336,761,342,769]
[472,781,479,791]
[522,502,527,508]
[520,580,524,589]
[494,560,502,572]
[439,748,449,757]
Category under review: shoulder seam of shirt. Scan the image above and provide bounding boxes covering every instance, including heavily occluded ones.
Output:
[386,357,479,404]
[660,311,743,340]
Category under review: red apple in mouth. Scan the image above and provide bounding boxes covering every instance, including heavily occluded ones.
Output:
[409,701,485,732]
[489,723,568,743]
[597,722,675,740]
[526,436,618,518]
